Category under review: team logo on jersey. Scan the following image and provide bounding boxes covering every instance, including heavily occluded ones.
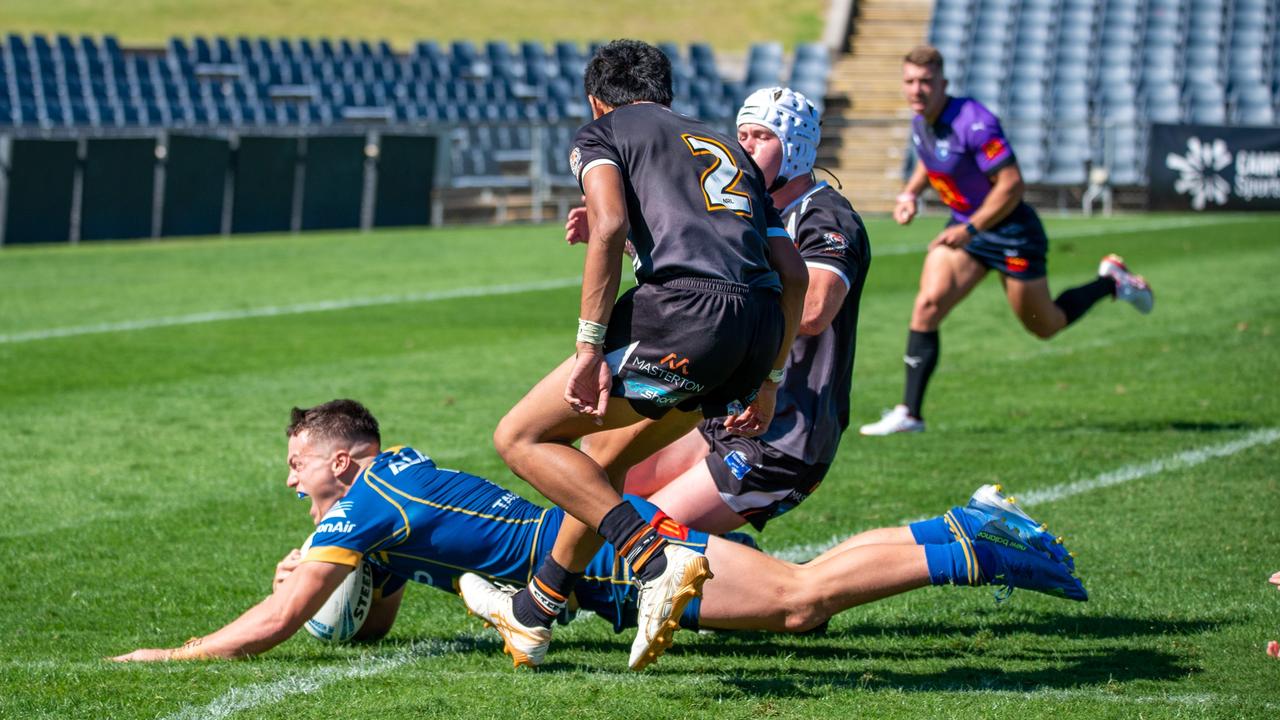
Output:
[821,232,848,256]
[936,139,951,159]
[926,171,972,212]
[982,138,1008,161]
[569,146,583,178]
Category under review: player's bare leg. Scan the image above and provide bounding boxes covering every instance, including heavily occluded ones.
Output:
[805,526,917,564]
[644,460,748,534]
[470,358,710,668]
[1002,275,1068,339]
[698,537,929,632]
[862,246,986,435]
[610,428,710,497]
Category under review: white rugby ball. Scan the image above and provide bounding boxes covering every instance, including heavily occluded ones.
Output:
[299,532,373,642]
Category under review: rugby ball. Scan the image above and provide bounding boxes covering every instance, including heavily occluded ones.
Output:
[299,533,373,642]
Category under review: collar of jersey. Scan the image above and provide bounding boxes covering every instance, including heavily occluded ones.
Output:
[780,180,830,217]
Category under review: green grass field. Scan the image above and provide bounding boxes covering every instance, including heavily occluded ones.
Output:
[2,212,1279,719]
[1,0,825,52]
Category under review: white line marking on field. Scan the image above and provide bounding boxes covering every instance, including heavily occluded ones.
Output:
[0,276,582,345]
[772,428,1280,562]
[157,640,460,720]
[1015,427,1280,506]
[870,214,1264,258]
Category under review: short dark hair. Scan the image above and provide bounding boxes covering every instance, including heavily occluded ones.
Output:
[286,399,381,446]
[584,39,673,107]
[904,45,945,75]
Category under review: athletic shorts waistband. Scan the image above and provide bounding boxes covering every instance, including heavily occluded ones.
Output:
[649,277,751,296]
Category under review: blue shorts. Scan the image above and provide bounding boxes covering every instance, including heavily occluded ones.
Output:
[953,202,1048,280]
[538,495,711,632]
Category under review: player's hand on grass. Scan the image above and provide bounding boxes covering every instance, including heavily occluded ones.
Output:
[565,204,589,245]
[273,548,302,591]
[1269,570,1280,589]
[929,224,973,250]
[565,343,610,422]
[893,195,917,225]
[724,382,778,437]
[111,648,177,662]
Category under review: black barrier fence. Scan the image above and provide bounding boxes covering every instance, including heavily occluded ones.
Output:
[1148,124,1280,211]
[0,131,441,246]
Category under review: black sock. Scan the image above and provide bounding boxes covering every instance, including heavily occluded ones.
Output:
[902,330,940,419]
[1054,276,1116,326]
[512,556,579,629]
[597,502,668,582]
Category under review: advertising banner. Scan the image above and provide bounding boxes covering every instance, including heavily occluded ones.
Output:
[1149,123,1280,211]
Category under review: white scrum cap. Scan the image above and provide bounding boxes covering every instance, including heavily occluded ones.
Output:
[736,86,822,183]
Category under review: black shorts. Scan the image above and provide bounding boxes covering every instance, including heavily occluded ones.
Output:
[955,202,1048,280]
[699,418,830,531]
[604,277,784,421]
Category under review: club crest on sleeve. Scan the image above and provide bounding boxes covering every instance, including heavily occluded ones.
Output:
[821,231,848,256]
[569,147,583,178]
[982,138,1007,161]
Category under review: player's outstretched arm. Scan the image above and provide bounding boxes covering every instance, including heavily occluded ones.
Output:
[111,560,352,662]
[1270,571,1280,589]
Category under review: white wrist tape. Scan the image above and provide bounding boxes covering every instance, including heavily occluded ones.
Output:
[896,192,918,204]
[576,319,608,346]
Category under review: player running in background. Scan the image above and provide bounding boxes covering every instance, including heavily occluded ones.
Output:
[112,400,1086,664]
[859,46,1155,436]
[466,40,808,671]
[568,87,870,534]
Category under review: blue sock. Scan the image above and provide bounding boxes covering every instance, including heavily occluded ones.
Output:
[923,541,991,586]
[909,514,955,544]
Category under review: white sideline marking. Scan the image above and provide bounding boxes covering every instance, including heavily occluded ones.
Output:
[158,640,459,720]
[1015,427,1280,507]
[772,428,1280,562]
[871,214,1262,258]
[0,276,582,345]
[4,214,1262,345]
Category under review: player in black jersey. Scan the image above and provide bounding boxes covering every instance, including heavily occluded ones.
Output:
[570,87,871,534]
[461,40,809,671]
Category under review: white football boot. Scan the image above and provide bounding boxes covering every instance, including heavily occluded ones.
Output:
[629,545,712,671]
[458,573,552,669]
[1098,254,1154,314]
[859,405,925,436]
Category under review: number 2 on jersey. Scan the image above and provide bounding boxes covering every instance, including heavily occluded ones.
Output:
[682,134,753,217]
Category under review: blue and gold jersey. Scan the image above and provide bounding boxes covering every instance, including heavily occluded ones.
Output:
[303,446,553,594]
[302,445,711,631]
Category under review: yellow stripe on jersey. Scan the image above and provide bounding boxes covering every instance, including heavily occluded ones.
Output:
[525,507,553,583]
[364,468,544,526]
[360,467,412,543]
[303,546,363,567]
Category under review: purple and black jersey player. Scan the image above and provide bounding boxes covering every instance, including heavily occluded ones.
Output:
[460,40,809,671]
[860,46,1155,436]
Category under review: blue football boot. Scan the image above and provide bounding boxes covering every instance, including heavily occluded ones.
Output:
[972,520,1087,602]
[943,484,1076,571]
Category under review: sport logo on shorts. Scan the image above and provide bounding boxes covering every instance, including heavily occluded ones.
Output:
[1006,255,1029,273]
[723,450,752,480]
